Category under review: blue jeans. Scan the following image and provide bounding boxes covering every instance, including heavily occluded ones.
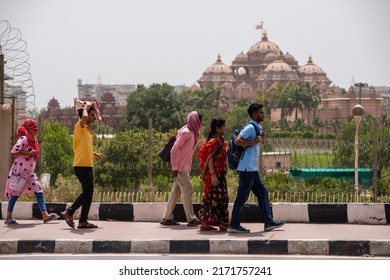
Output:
[230,171,272,227]
[7,192,47,213]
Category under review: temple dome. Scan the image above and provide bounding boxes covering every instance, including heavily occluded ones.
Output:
[204,54,233,74]
[298,55,325,74]
[248,31,281,55]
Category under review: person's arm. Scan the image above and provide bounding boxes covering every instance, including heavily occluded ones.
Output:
[79,104,89,128]
[235,134,262,147]
[170,131,188,177]
[94,152,107,161]
[13,150,37,157]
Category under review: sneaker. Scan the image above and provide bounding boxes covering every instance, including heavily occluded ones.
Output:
[227,225,250,234]
[264,219,285,232]
[187,219,199,227]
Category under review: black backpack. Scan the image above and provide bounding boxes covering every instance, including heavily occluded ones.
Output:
[227,123,260,170]
[158,135,176,162]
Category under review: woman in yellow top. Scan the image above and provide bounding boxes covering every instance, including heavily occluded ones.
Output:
[62,100,106,229]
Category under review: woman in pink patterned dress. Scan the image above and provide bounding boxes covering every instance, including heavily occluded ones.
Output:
[3,119,59,225]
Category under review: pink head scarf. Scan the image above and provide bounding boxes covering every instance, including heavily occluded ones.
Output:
[185,111,202,145]
[17,119,40,159]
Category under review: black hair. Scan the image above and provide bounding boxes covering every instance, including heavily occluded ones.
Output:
[247,103,263,117]
[77,106,95,119]
[207,118,225,141]
[197,111,203,121]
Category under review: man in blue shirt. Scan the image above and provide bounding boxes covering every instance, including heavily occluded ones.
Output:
[228,103,285,233]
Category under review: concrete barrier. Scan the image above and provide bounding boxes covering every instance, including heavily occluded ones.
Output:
[1,202,389,224]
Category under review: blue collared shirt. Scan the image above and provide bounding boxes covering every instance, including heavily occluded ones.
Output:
[237,119,262,172]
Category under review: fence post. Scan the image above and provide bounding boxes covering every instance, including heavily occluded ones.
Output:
[373,118,378,203]
[148,117,153,186]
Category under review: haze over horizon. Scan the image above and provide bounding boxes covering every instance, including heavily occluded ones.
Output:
[1,0,389,110]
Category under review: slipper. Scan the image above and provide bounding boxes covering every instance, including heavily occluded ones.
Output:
[43,213,60,223]
[200,225,218,231]
[4,218,18,225]
[61,211,75,229]
[77,222,98,229]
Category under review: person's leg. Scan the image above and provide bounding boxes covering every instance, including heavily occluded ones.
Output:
[71,167,94,223]
[229,172,255,228]
[251,173,273,223]
[35,192,59,222]
[5,195,19,221]
[162,178,181,221]
[214,176,229,230]
[35,191,49,220]
[176,171,197,223]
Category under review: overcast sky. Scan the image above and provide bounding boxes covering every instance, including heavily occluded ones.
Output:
[2,0,389,109]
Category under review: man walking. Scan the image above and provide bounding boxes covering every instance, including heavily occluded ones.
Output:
[228,103,285,233]
[62,99,106,229]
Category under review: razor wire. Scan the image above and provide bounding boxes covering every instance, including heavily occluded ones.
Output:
[0,20,36,117]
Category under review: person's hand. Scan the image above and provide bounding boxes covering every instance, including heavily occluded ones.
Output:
[211,174,218,187]
[172,170,178,178]
[29,150,37,156]
[94,152,107,161]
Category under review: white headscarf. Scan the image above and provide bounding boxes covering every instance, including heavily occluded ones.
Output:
[73,98,102,121]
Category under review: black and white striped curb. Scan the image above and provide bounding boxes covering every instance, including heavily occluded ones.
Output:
[1,202,390,224]
[1,239,390,256]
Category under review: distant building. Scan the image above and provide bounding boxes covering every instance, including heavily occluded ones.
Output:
[77,79,137,106]
[197,31,332,108]
[197,29,390,121]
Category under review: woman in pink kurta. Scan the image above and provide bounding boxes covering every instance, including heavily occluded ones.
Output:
[4,119,59,225]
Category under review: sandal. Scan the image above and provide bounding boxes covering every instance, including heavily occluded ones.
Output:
[4,218,18,225]
[61,210,75,229]
[160,219,180,226]
[43,213,60,223]
[77,221,98,229]
[200,224,217,231]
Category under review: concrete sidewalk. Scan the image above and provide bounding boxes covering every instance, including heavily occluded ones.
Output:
[1,220,389,256]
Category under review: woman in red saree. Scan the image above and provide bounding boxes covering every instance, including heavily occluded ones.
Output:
[196,118,229,231]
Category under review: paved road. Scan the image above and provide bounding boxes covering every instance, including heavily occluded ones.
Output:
[1,220,390,256]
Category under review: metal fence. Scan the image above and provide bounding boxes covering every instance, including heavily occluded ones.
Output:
[36,118,390,203]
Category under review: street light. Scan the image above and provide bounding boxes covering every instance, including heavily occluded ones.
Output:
[352,104,364,202]
[354,83,368,105]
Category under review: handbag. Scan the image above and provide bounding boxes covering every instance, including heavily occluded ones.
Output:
[158,135,176,162]
[9,175,27,193]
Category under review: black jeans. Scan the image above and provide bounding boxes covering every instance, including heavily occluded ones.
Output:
[68,167,94,223]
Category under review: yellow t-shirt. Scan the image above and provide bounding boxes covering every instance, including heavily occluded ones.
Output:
[73,121,94,167]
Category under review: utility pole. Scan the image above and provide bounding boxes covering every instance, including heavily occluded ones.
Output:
[0,52,4,104]
[354,83,368,105]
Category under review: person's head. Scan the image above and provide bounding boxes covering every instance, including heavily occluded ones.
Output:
[19,119,38,137]
[207,118,226,140]
[187,111,203,132]
[77,106,96,124]
[247,103,265,123]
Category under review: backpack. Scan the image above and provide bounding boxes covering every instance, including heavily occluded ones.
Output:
[158,135,176,162]
[227,123,260,170]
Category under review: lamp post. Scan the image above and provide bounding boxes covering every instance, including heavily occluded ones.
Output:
[354,83,368,105]
[352,104,364,202]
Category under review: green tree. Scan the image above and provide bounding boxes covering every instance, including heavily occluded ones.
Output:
[41,121,73,185]
[331,120,390,169]
[94,129,176,191]
[301,83,321,127]
[126,83,187,132]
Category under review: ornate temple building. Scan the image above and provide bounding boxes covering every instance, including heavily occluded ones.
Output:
[197,31,332,107]
[197,30,390,121]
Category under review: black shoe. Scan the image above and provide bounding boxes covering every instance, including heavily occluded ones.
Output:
[264,219,285,232]
[187,219,198,227]
[160,219,180,225]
